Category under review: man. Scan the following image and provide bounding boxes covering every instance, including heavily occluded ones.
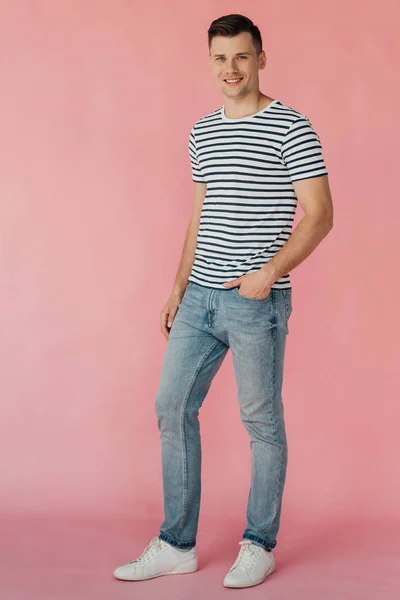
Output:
[113,13,333,589]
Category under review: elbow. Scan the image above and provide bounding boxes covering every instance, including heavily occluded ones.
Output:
[311,213,333,233]
[322,209,334,232]
[327,204,334,231]
[317,214,333,237]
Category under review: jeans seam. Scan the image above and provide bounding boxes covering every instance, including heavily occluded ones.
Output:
[177,338,221,534]
[271,294,278,445]
[271,295,284,535]
[283,291,292,333]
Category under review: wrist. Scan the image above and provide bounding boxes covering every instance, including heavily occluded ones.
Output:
[260,262,279,286]
[172,281,188,296]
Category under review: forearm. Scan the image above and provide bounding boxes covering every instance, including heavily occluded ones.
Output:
[171,218,199,295]
[260,214,333,285]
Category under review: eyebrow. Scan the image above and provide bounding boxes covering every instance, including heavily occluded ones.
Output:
[212,52,251,57]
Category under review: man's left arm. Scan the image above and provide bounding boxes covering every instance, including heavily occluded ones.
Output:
[223,174,334,295]
[260,174,334,286]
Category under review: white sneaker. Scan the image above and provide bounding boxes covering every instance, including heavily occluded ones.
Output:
[223,540,275,588]
[113,536,198,581]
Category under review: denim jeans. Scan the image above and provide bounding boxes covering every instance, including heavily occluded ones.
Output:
[155,280,292,551]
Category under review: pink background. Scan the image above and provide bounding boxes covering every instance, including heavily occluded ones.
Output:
[0,1,399,597]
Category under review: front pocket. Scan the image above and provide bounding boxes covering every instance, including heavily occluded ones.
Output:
[234,287,272,303]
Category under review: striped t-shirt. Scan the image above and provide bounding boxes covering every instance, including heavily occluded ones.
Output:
[187,99,328,290]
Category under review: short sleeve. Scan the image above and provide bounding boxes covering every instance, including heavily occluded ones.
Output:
[189,127,206,183]
[280,117,328,182]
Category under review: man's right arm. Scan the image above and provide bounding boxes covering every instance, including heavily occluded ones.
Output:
[171,181,207,295]
[160,182,206,339]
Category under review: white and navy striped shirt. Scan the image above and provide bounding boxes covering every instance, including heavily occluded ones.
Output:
[188,99,328,289]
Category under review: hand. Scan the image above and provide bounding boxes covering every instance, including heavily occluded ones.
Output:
[160,288,184,341]
[222,270,272,300]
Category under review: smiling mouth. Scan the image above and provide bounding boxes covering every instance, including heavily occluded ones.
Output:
[224,77,243,84]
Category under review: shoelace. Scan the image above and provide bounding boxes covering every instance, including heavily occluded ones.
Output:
[230,540,262,574]
[128,536,163,565]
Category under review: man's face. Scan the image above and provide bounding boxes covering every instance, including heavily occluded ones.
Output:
[209,31,266,98]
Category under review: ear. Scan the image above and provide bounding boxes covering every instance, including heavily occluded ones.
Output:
[259,51,267,70]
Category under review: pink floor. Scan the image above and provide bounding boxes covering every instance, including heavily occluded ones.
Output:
[1,514,398,599]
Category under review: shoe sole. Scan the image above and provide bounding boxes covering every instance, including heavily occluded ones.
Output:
[223,562,275,588]
[113,558,198,581]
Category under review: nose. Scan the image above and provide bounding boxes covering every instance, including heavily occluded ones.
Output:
[224,58,239,74]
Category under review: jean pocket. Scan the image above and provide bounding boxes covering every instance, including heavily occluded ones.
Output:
[234,287,272,303]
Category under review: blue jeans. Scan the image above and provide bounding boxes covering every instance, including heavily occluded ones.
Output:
[155,281,292,551]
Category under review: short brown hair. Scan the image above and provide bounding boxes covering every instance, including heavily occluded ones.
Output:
[208,14,263,55]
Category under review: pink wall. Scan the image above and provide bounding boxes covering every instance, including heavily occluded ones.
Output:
[0,0,399,522]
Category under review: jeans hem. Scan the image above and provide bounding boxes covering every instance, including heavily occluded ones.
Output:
[159,531,196,549]
[243,533,276,551]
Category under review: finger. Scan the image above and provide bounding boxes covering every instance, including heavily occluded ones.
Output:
[223,279,236,287]
[167,307,178,328]
[160,312,170,339]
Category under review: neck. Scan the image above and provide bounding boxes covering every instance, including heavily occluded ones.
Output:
[223,92,273,119]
